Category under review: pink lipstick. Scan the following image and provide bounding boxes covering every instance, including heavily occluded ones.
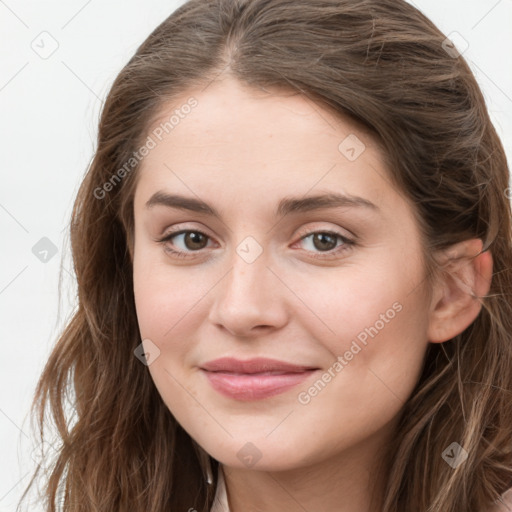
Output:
[200,357,319,400]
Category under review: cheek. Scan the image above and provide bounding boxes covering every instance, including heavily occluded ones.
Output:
[133,249,210,341]
[286,268,430,462]
[132,260,210,412]
[291,250,430,399]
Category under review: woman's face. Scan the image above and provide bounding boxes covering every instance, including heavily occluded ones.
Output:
[132,77,433,471]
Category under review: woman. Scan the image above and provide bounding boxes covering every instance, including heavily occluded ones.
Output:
[19,1,512,511]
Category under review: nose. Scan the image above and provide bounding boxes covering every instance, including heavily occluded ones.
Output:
[207,249,289,338]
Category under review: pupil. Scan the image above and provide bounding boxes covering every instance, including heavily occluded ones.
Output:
[186,232,207,250]
[314,233,336,251]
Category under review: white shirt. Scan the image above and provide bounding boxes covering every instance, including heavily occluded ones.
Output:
[210,464,230,512]
[209,464,512,512]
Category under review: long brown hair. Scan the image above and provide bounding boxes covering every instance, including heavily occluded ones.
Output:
[18,1,512,511]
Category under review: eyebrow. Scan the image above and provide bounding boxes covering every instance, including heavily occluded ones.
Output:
[145,191,379,217]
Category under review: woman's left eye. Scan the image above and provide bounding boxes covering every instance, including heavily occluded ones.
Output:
[295,231,354,259]
[157,229,355,260]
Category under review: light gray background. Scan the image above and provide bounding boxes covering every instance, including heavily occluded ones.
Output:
[1,1,511,510]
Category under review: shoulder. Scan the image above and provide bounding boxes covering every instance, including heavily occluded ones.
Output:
[486,487,512,512]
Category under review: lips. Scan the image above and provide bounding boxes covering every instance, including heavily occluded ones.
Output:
[200,357,319,374]
[200,357,320,400]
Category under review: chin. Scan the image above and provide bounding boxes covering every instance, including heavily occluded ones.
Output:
[202,436,316,472]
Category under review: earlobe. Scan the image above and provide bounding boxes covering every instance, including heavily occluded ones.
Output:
[427,239,493,343]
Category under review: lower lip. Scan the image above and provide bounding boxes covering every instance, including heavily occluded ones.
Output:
[201,369,318,400]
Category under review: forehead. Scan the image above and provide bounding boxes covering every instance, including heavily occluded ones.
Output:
[145,77,380,155]
[133,77,393,213]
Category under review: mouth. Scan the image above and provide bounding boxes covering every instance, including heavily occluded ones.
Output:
[200,356,319,374]
[201,369,319,400]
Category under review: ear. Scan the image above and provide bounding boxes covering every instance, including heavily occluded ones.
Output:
[427,239,493,343]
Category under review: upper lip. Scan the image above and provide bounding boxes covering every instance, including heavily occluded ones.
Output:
[200,357,319,374]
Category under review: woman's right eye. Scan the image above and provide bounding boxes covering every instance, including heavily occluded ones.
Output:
[157,229,214,259]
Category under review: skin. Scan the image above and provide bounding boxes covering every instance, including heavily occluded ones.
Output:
[131,76,492,512]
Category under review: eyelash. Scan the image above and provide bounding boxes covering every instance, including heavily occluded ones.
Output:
[156,228,355,261]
